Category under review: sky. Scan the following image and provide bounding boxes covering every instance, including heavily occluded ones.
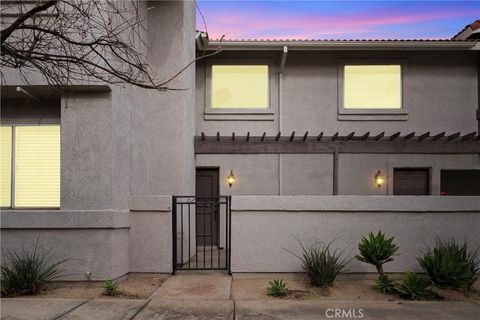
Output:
[196,1,480,40]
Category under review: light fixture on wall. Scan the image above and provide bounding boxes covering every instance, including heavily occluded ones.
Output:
[374,170,384,188]
[227,170,235,188]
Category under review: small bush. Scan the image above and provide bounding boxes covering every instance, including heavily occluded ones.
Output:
[417,238,479,290]
[1,242,68,296]
[291,239,349,288]
[356,231,399,277]
[267,279,288,297]
[395,272,434,301]
[103,279,119,296]
[375,275,396,293]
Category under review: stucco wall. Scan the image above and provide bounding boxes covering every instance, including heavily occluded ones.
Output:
[230,196,480,273]
[196,50,478,136]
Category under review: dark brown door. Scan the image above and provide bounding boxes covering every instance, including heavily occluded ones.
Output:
[196,168,219,246]
[393,168,430,195]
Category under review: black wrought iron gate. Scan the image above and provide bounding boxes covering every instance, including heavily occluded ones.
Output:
[172,196,231,274]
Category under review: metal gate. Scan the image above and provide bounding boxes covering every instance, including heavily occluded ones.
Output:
[172,196,231,274]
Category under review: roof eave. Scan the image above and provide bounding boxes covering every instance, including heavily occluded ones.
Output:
[206,40,479,51]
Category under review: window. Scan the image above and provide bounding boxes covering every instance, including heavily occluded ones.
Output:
[344,65,401,109]
[393,168,430,195]
[205,59,276,121]
[211,65,269,109]
[1,125,60,208]
[441,170,480,196]
[338,61,406,120]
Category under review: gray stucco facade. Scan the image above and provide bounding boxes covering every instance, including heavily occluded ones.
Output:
[1,1,479,279]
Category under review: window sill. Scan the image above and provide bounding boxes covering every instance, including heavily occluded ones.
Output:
[338,109,408,121]
[204,109,275,121]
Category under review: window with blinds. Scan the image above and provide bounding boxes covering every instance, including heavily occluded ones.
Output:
[344,65,402,109]
[0,125,60,208]
[1,126,12,207]
[211,65,269,109]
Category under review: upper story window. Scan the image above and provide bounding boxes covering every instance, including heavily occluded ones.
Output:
[344,65,401,109]
[338,60,407,121]
[212,65,269,109]
[204,59,276,121]
[0,125,61,208]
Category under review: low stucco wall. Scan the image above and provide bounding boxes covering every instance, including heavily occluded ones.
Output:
[230,196,480,273]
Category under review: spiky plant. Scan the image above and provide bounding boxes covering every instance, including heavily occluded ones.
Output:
[374,275,396,293]
[395,272,434,301]
[267,279,289,297]
[356,231,399,276]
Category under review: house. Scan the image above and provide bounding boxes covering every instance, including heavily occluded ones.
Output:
[1,1,479,280]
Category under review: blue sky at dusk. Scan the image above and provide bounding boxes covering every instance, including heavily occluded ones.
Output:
[196,1,480,40]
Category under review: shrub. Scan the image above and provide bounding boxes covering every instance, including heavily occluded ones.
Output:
[291,239,349,288]
[375,275,396,293]
[103,279,119,296]
[1,242,68,296]
[356,231,399,277]
[417,238,480,290]
[394,272,434,300]
[266,279,289,297]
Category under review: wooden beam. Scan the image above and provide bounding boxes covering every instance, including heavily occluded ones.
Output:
[344,132,355,141]
[432,132,445,141]
[290,131,295,141]
[404,132,415,140]
[332,132,339,141]
[276,131,281,141]
[360,132,370,141]
[317,132,323,141]
[194,136,480,154]
[261,132,266,142]
[374,132,385,140]
[418,132,430,141]
[390,132,401,141]
[461,132,477,141]
[447,132,460,141]
[333,152,339,195]
[303,131,309,141]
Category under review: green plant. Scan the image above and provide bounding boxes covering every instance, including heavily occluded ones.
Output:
[417,238,480,290]
[394,272,434,300]
[267,279,289,297]
[356,231,399,276]
[1,242,68,296]
[374,275,396,293]
[103,279,119,296]
[290,239,349,288]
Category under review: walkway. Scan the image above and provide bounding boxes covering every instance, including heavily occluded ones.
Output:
[1,274,479,320]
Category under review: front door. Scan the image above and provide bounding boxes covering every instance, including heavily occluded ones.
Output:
[196,168,219,246]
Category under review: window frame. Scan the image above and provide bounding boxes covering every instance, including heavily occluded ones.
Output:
[338,59,408,121]
[0,124,61,210]
[204,58,277,121]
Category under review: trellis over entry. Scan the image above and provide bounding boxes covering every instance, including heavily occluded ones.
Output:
[195,131,480,195]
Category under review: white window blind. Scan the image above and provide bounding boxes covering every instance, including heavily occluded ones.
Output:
[14,126,60,208]
[344,65,401,109]
[1,126,12,207]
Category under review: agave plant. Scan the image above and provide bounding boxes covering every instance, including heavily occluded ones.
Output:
[356,231,399,276]
[375,275,396,293]
[417,238,479,290]
[266,279,289,297]
[395,272,434,301]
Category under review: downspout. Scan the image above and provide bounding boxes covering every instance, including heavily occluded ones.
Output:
[278,46,288,195]
[477,52,480,133]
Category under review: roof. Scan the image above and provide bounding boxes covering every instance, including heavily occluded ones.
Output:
[199,36,478,51]
[453,20,480,40]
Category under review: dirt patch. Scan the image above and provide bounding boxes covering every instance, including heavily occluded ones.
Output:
[33,274,169,299]
[232,274,480,303]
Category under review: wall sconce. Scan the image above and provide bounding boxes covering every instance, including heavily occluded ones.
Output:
[227,170,235,188]
[374,170,384,188]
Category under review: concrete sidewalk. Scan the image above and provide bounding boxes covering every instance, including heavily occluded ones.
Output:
[1,274,479,320]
